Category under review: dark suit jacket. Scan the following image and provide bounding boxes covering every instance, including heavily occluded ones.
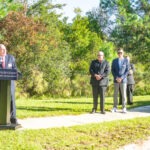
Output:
[127,63,135,85]
[111,58,129,83]
[0,54,17,94]
[89,59,110,86]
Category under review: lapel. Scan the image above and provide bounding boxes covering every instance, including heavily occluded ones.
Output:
[5,55,8,68]
[99,60,105,74]
[100,60,105,68]
[116,58,119,71]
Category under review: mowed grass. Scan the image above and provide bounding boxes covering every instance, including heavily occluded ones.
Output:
[0,117,150,150]
[16,95,150,119]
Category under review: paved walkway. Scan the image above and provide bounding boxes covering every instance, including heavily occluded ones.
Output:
[18,105,150,130]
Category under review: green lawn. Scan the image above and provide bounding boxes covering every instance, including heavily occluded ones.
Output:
[0,96,149,150]
[0,117,150,150]
[16,95,150,119]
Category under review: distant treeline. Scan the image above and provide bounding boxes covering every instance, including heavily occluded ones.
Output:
[0,0,149,98]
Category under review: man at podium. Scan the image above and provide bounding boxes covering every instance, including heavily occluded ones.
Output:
[0,44,18,125]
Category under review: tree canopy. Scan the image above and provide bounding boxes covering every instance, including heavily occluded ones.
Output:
[0,0,149,97]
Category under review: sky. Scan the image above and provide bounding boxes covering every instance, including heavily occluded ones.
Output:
[53,0,100,22]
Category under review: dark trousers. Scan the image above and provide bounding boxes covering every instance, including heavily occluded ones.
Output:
[92,85,107,112]
[10,81,16,119]
[127,84,134,104]
[119,85,134,104]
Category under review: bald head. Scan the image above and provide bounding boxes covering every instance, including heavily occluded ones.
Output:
[97,51,104,62]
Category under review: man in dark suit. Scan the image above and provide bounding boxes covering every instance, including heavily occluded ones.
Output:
[0,44,18,124]
[111,48,129,113]
[89,51,110,114]
[119,56,135,105]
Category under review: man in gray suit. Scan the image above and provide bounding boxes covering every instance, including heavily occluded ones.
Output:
[111,48,129,113]
[90,51,110,114]
[0,44,18,124]
[126,56,135,104]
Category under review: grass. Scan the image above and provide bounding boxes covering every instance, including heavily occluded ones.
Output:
[0,117,150,150]
[0,96,149,150]
[16,95,150,119]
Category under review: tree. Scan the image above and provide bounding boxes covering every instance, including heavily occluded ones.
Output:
[0,5,70,97]
[62,10,116,96]
[89,0,150,95]
[0,0,21,19]
[98,0,150,64]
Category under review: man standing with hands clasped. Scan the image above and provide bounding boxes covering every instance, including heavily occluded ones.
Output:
[90,51,110,114]
[111,48,129,113]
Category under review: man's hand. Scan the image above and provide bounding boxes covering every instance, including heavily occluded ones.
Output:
[116,77,122,83]
[95,74,102,80]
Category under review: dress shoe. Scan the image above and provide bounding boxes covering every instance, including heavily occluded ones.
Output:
[100,111,106,114]
[91,109,96,114]
[10,118,19,124]
[128,102,133,105]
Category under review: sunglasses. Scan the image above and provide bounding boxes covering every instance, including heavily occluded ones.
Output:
[118,52,122,54]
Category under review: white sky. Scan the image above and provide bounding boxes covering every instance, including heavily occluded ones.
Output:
[53,0,100,22]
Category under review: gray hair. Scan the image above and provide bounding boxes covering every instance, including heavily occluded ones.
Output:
[0,44,7,51]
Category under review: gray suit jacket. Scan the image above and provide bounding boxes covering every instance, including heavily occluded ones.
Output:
[127,63,135,85]
[89,59,110,86]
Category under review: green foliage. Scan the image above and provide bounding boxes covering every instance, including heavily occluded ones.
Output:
[0,0,21,19]
[0,0,149,97]
[87,0,150,96]
[26,68,48,95]
[0,8,70,96]
[96,0,150,62]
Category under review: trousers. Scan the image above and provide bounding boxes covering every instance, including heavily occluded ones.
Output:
[10,81,16,119]
[92,85,107,112]
[113,83,127,108]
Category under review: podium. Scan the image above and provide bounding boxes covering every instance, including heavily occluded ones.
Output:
[0,69,21,130]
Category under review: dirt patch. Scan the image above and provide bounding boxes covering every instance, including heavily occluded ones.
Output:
[118,137,150,150]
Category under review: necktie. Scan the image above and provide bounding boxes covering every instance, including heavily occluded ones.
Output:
[2,57,5,68]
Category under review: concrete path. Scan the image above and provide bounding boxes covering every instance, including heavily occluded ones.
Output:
[18,105,150,130]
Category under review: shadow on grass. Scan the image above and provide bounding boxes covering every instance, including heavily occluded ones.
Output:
[129,100,150,113]
[43,101,92,105]
[129,100,150,108]
[17,106,90,112]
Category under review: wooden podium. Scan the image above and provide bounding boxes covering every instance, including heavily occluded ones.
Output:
[0,69,21,130]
